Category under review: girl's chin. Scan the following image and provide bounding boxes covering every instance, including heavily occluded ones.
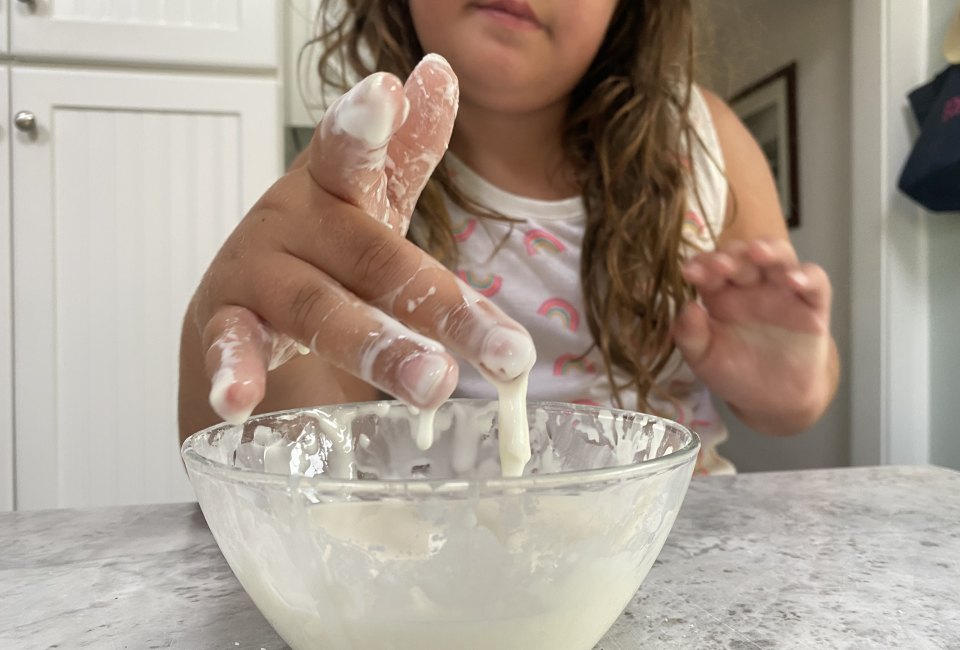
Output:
[457,85,562,115]
[452,64,557,109]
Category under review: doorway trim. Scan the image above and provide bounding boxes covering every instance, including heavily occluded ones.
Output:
[850,0,931,465]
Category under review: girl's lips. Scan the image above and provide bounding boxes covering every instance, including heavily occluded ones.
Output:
[473,0,544,31]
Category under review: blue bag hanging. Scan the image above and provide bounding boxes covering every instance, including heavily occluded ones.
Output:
[898,64,960,212]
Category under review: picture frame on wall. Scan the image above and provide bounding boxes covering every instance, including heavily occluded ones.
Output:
[730,62,800,229]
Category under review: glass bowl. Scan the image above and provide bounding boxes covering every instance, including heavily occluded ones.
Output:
[181,399,699,650]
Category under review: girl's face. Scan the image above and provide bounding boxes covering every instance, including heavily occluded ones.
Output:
[408,0,618,113]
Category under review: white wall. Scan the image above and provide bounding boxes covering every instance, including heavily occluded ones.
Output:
[696,0,852,470]
[927,0,960,471]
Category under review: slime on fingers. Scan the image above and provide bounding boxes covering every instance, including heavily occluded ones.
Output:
[208,54,536,476]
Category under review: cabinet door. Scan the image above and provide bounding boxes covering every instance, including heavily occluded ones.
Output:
[12,66,280,510]
[11,1,277,70]
[1,1,8,54]
[0,66,11,512]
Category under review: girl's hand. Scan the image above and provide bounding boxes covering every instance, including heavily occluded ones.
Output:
[182,55,534,431]
[673,238,837,435]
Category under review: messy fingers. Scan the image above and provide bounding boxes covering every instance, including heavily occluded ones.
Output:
[203,306,271,425]
[247,254,460,410]
[387,54,459,231]
[282,200,535,384]
[309,72,409,225]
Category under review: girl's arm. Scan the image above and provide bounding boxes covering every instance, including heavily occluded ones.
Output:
[672,87,840,436]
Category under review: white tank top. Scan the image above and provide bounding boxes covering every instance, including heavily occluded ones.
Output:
[429,87,734,475]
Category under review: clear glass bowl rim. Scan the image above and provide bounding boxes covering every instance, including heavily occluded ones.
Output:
[181,399,701,497]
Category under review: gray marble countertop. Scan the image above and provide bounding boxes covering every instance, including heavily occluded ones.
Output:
[2,465,959,649]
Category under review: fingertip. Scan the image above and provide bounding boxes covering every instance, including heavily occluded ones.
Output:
[796,263,832,308]
[387,54,460,223]
[750,238,773,254]
[416,53,459,86]
[397,351,459,409]
[326,71,407,149]
[209,369,262,426]
[478,326,537,382]
[711,252,737,274]
[719,239,748,257]
[746,238,786,264]
[406,53,460,118]
[684,257,727,292]
[787,269,810,289]
[203,307,271,425]
[682,260,706,283]
[673,302,710,363]
[419,52,452,69]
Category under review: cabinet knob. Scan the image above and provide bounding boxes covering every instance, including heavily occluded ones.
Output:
[14,111,37,132]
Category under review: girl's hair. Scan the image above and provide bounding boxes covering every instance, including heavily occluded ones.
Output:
[312,0,708,412]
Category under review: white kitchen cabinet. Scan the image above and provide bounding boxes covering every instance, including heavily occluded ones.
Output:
[0,65,12,512]
[11,0,277,70]
[11,66,281,510]
[1,1,8,54]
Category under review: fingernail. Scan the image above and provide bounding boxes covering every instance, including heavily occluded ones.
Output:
[332,72,402,148]
[480,327,536,380]
[788,270,809,287]
[209,368,255,425]
[399,352,455,406]
[420,52,451,69]
[415,54,459,108]
[715,253,735,270]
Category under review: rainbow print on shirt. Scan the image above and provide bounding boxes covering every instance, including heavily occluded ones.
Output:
[553,353,597,376]
[524,228,565,255]
[457,269,502,297]
[453,217,477,242]
[537,298,580,332]
[682,210,707,240]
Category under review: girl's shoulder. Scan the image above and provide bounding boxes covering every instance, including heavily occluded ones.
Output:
[688,84,727,165]
[684,84,730,240]
[691,85,792,242]
[691,83,774,180]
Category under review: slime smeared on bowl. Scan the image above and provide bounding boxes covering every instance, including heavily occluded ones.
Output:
[184,401,698,650]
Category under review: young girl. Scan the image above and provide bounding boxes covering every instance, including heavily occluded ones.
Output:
[178,0,839,475]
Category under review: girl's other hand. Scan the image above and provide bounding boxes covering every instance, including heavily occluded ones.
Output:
[181,55,534,433]
[674,238,837,435]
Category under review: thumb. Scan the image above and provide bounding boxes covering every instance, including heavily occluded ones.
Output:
[308,71,408,224]
[673,302,713,368]
[388,54,460,233]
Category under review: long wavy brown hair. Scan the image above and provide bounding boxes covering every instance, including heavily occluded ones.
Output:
[308,0,713,411]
